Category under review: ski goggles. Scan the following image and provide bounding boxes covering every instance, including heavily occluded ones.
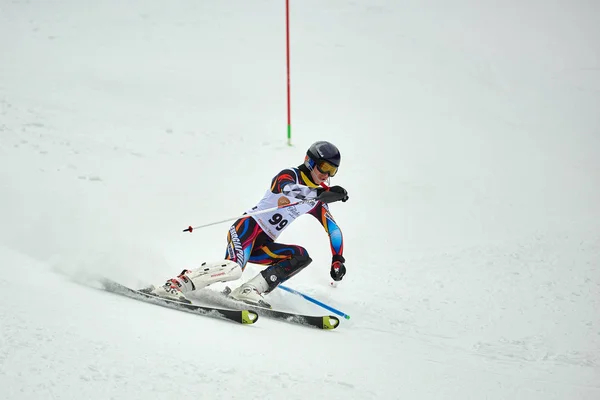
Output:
[315,160,338,177]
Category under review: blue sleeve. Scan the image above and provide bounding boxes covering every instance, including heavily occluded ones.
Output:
[309,203,344,257]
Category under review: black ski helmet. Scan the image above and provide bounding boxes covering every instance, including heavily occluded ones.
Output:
[305,141,341,176]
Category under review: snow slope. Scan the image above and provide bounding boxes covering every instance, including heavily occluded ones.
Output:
[1,1,599,399]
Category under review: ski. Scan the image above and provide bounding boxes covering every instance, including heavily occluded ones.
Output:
[99,279,258,325]
[201,287,340,330]
[248,304,339,330]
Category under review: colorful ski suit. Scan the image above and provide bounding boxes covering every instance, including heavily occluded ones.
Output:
[224,166,344,288]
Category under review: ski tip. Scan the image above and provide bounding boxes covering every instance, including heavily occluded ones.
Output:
[323,316,340,330]
[344,315,351,320]
[242,310,259,324]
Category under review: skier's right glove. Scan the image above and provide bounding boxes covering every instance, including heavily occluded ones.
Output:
[330,255,346,281]
[316,185,349,204]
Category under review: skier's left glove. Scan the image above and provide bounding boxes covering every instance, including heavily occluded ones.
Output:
[316,186,349,204]
[330,255,346,281]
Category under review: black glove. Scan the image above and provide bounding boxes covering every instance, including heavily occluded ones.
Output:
[316,185,349,204]
[330,255,346,281]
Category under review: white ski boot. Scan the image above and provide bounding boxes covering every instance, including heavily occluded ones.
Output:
[230,272,272,308]
[150,277,190,303]
[151,260,242,303]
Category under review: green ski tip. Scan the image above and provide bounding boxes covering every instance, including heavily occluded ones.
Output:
[322,316,340,330]
[242,310,259,324]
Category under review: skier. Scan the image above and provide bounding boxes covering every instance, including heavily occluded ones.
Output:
[150,141,349,308]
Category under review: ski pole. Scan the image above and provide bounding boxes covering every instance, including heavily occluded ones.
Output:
[183,199,313,232]
[278,284,351,320]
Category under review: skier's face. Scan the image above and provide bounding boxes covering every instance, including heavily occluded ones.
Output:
[310,167,329,184]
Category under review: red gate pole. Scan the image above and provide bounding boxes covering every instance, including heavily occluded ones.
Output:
[286,0,292,146]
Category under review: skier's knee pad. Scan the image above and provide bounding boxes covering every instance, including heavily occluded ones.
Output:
[183,260,242,291]
[287,253,312,272]
[260,254,312,292]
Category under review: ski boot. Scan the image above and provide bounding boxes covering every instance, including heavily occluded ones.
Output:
[230,273,272,309]
[149,260,242,303]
